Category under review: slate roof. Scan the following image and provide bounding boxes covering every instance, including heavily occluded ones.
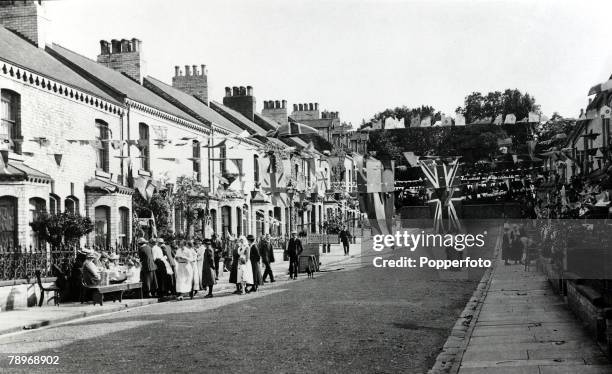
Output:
[0,26,120,105]
[85,177,134,195]
[143,76,244,134]
[47,43,199,123]
[0,159,51,182]
[210,101,269,135]
[253,113,280,132]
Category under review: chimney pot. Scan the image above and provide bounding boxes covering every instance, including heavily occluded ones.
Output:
[111,39,121,53]
[303,103,308,111]
[282,100,287,109]
[232,86,240,96]
[192,65,198,75]
[174,66,180,77]
[239,86,246,96]
[298,104,303,111]
[274,100,280,109]
[99,40,110,55]
[264,101,268,110]
[185,65,191,76]
[309,103,313,111]
[201,64,206,76]
[131,38,141,52]
[225,87,232,97]
[246,86,253,96]
[293,104,298,111]
[120,39,130,52]
[315,103,319,110]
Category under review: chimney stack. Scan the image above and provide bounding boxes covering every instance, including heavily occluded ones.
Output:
[223,84,257,121]
[172,62,209,103]
[0,0,50,48]
[97,36,146,83]
[262,98,288,126]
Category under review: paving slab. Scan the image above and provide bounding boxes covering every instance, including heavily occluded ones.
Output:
[457,260,610,373]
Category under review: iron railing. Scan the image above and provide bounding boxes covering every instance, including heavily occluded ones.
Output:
[0,244,138,281]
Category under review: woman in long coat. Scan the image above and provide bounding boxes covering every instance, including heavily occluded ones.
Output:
[174,240,196,301]
[201,239,216,298]
[229,239,241,294]
[247,235,263,292]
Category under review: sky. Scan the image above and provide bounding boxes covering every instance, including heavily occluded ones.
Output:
[43,0,612,126]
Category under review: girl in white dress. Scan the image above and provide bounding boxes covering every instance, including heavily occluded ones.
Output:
[236,236,253,294]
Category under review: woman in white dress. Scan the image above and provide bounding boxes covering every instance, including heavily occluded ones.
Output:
[236,236,253,294]
[194,238,204,291]
[174,240,197,300]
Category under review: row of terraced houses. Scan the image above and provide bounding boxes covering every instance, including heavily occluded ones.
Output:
[0,1,369,251]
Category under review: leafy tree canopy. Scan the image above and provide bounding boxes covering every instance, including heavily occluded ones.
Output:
[456,89,540,124]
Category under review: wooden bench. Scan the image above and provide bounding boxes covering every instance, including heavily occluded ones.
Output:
[82,282,143,306]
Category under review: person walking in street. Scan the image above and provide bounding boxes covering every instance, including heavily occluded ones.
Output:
[286,231,303,280]
[510,224,522,264]
[247,234,263,293]
[186,240,200,297]
[174,240,196,301]
[229,236,241,294]
[201,238,216,298]
[502,224,512,266]
[339,227,351,256]
[194,237,204,290]
[260,234,275,283]
[160,238,176,295]
[137,237,158,298]
[151,237,169,297]
[237,235,253,294]
[212,233,222,280]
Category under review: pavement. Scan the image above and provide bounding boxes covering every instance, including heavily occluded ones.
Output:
[456,259,612,374]
[0,241,361,338]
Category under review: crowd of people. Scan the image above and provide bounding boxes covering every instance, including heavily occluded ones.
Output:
[69,231,299,302]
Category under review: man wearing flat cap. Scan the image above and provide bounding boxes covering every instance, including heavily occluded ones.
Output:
[138,237,158,298]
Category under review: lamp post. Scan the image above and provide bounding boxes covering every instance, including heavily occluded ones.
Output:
[287,183,295,235]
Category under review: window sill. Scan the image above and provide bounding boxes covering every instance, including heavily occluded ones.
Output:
[95,169,111,179]
[138,169,152,177]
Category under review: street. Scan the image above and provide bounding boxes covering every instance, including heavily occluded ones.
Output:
[0,239,491,374]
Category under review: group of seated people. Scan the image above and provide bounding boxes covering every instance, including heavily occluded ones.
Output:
[76,247,141,288]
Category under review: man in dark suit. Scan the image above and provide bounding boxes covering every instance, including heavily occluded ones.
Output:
[286,231,303,279]
[138,237,158,298]
[339,227,351,255]
[260,234,275,283]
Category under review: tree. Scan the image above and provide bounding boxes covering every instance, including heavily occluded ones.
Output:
[133,190,173,238]
[172,176,209,238]
[368,130,403,161]
[458,89,540,124]
[30,212,94,247]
